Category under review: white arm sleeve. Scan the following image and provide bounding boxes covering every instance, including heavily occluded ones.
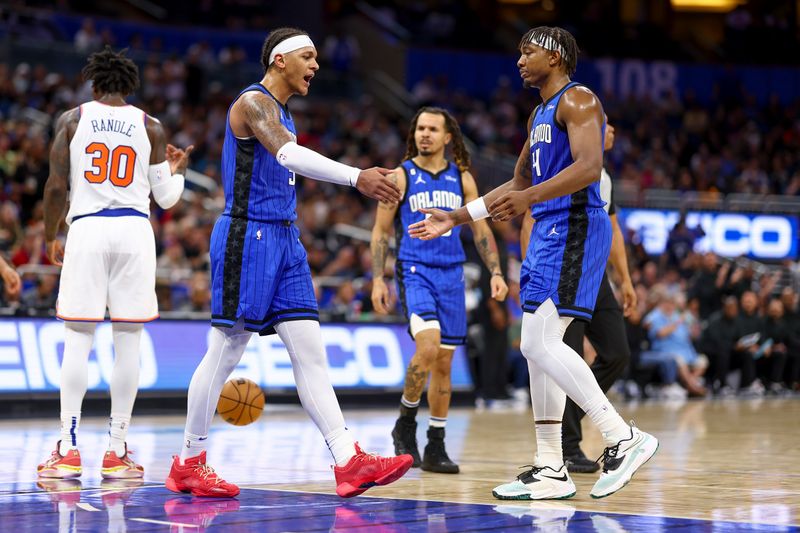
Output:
[148,160,185,209]
[276,142,360,187]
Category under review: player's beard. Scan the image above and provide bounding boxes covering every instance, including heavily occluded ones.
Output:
[418,147,432,156]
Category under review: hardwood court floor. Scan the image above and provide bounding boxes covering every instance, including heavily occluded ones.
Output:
[0,398,797,530]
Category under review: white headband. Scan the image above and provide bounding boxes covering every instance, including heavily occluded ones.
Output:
[268,35,316,65]
[528,34,565,58]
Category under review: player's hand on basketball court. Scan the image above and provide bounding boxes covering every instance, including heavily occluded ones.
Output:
[490,275,508,301]
[166,144,195,175]
[371,278,392,315]
[621,280,637,317]
[408,208,454,240]
[356,167,401,204]
[489,190,532,221]
[0,262,21,297]
[46,239,65,267]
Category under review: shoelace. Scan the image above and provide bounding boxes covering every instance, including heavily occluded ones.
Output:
[195,464,223,485]
[516,464,544,481]
[595,444,620,473]
[595,423,637,472]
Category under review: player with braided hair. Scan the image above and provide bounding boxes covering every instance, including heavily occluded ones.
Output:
[372,107,508,473]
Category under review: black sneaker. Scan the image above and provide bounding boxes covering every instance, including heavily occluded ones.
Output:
[421,427,459,474]
[564,449,599,474]
[391,417,421,467]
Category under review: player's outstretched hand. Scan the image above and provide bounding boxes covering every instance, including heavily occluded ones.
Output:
[166,144,195,175]
[371,278,392,315]
[408,208,454,240]
[489,190,531,221]
[0,261,21,297]
[491,275,509,301]
[46,239,65,267]
[356,167,401,204]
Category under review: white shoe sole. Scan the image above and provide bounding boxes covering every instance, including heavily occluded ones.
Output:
[493,482,577,501]
[590,435,659,499]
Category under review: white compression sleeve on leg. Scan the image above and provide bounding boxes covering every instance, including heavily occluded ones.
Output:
[276,142,360,187]
[148,160,185,209]
[520,299,630,446]
[275,320,356,465]
[59,322,96,455]
[109,323,143,455]
[181,324,252,462]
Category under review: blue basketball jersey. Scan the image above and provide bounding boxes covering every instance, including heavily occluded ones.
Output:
[395,160,466,267]
[529,82,606,219]
[221,83,297,222]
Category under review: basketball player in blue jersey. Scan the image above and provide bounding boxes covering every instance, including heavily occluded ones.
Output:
[371,107,508,474]
[167,27,412,499]
[409,27,658,500]
[522,122,637,474]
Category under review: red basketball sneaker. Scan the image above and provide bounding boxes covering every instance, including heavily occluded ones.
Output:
[102,444,144,479]
[37,442,82,479]
[165,451,240,498]
[333,443,413,498]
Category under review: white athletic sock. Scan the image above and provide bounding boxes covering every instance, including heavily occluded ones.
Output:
[109,323,143,455]
[59,322,96,455]
[521,300,629,448]
[401,396,421,409]
[181,323,252,463]
[533,423,563,469]
[275,320,356,464]
[429,417,447,428]
[325,427,357,466]
[108,414,130,456]
[528,356,566,468]
[181,433,208,464]
[59,411,81,456]
[583,395,631,445]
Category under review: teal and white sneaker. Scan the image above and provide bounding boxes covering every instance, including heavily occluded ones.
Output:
[492,464,576,500]
[590,425,658,499]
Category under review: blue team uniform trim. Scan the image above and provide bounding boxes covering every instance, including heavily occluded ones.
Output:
[72,207,147,222]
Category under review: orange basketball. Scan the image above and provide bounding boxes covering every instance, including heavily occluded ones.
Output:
[217,377,265,426]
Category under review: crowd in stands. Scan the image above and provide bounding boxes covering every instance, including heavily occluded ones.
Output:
[1,18,799,400]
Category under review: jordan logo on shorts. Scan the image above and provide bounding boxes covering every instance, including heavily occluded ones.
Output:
[548,224,559,237]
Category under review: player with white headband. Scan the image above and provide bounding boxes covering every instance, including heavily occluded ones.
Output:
[166,27,410,499]
[409,26,658,501]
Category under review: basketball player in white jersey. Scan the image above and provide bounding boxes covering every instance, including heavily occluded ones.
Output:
[38,47,191,479]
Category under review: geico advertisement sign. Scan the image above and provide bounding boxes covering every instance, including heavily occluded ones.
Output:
[619,209,798,259]
[0,320,469,392]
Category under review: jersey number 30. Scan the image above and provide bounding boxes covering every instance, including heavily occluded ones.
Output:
[84,142,136,187]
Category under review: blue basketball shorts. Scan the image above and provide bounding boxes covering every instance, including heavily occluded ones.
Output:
[210,216,318,335]
[395,260,467,346]
[520,207,611,322]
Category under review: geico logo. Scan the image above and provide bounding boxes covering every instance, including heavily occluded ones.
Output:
[622,210,795,259]
[0,322,158,391]
[223,326,407,388]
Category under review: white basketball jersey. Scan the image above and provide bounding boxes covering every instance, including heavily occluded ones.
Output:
[66,101,152,224]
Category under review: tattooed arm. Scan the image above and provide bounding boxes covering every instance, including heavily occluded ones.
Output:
[230,91,400,203]
[463,171,509,301]
[43,108,80,265]
[370,168,405,314]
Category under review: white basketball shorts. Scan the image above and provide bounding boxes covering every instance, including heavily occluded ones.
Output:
[56,215,158,322]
